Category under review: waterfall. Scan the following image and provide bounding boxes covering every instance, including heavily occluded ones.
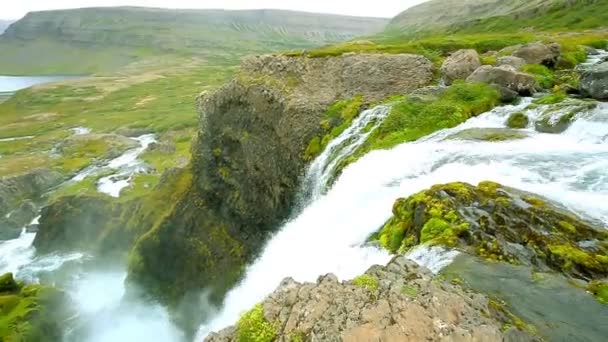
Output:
[197,94,608,338]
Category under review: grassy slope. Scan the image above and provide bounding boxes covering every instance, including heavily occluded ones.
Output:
[0,7,387,75]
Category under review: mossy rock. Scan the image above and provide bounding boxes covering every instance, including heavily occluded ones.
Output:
[0,273,69,342]
[506,112,529,129]
[446,128,529,142]
[373,182,608,282]
[533,98,598,134]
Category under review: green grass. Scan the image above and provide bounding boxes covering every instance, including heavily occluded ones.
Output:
[522,64,555,89]
[352,274,379,291]
[0,60,235,180]
[236,304,277,342]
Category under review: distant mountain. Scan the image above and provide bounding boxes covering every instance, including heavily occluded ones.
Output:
[387,0,607,34]
[0,20,13,33]
[0,7,388,74]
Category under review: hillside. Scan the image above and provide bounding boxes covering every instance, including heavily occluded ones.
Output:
[0,7,388,74]
[387,0,607,35]
[0,20,13,33]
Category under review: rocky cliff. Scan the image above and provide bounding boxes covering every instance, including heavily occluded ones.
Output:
[206,256,535,341]
[127,53,434,320]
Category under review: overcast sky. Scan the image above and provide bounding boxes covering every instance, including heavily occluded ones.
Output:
[0,0,428,20]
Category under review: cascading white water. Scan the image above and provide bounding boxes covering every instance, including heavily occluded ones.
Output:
[197,92,608,337]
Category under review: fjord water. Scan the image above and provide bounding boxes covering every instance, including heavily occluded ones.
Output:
[0,75,82,92]
[198,96,608,337]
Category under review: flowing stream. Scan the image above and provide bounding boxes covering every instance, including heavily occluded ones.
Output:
[198,96,608,336]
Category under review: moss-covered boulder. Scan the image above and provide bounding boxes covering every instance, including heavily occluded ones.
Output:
[373,182,608,281]
[506,112,529,128]
[533,98,597,134]
[0,273,70,342]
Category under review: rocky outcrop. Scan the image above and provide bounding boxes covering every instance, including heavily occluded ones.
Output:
[466,65,537,95]
[0,273,70,342]
[375,182,608,282]
[127,53,434,321]
[513,42,561,67]
[440,49,481,85]
[580,62,608,100]
[0,169,63,240]
[207,257,534,342]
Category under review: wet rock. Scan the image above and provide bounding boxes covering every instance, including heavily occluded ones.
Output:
[496,56,526,70]
[440,49,481,85]
[206,257,535,342]
[446,128,529,142]
[467,65,537,95]
[506,112,530,129]
[373,182,608,282]
[513,42,561,67]
[491,84,519,103]
[534,99,598,133]
[580,62,608,100]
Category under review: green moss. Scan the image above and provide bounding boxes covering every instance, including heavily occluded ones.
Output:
[303,96,363,161]
[522,64,554,89]
[480,56,497,66]
[506,112,529,129]
[533,91,567,105]
[289,331,306,342]
[548,244,606,273]
[236,303,277,342]
[557,221,577,234]
[401,284,419,297]
[587,281,608,305]
[352,274,379,291]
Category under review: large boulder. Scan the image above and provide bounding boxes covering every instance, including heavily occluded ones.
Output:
[513,42,561,67]
[466,65,537,95]
[374,182,608,281]
[580,62,608,100]
[206,257,534,342]
[534,98,598,134]
[440,49,481,85]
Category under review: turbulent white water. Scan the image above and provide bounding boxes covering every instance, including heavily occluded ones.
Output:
[198,92,608,337]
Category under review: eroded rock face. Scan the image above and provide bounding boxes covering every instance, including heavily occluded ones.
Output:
[440,49,481,85]
[580,62,608,100]
[128,53,434,311]
[206,257,534,342]
[466,65,537,95]
[513,42,561,67]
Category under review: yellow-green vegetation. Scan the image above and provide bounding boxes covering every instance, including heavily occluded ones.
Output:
[533,91,567,105]
[506,112,529,129]
[488,298,537,335]
[331,82,499,176]
[587,281,608,305]
[236,304,277,342]
[352,274,379,291]
[522,64,555,89]
[0,273,67,342]
[548,244,608,274]
[304,96,364,161]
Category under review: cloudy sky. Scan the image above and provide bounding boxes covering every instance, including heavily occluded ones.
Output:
[1,0,428,20]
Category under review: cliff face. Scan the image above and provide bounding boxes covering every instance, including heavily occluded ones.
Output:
[128,53,434,315]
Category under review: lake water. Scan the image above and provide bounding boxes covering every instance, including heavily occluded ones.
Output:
[0,75,82,92]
